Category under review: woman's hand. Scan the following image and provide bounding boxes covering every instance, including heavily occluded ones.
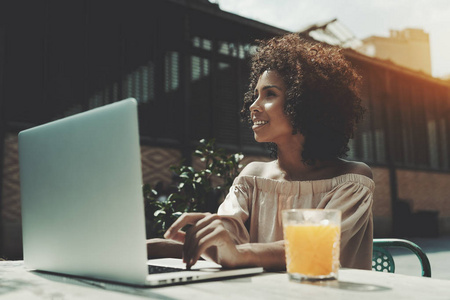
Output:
[163,212,287,271]
[164,213,243,269]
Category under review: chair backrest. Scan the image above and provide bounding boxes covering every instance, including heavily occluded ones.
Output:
[372,244,395,273]
[372,238,432,277]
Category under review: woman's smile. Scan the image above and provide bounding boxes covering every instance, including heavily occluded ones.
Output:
[252,119,269,130]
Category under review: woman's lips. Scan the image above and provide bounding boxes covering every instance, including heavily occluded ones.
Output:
[252,120,268,130]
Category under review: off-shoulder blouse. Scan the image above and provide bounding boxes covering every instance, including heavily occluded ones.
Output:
[217,173,375,270]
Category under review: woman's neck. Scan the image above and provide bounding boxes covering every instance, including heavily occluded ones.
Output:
[276,139,339,181]
[276,155,310,181]
[276,139,310,181]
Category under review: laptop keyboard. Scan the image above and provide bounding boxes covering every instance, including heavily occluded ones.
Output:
[148,265,186,274]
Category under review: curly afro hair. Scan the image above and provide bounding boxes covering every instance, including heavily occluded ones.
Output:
[241,33,365,165]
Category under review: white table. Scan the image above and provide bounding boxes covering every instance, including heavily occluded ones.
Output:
[1,261,449,299]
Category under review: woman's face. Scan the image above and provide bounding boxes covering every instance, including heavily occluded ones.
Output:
[249,70,293,144]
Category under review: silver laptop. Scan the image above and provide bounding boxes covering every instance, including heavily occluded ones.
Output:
[18,98,263,286]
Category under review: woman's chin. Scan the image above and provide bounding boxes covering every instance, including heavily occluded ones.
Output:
[254,135,269,143]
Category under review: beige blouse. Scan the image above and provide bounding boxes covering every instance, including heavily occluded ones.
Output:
[217,173,375,270]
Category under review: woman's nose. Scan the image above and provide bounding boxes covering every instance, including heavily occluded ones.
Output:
[249,97,261,112]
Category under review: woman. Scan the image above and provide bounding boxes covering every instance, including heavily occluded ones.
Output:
[148,33,374,271]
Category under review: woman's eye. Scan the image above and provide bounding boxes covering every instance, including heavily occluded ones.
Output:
[267,91,276,97]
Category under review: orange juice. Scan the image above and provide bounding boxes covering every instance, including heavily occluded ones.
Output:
[284,224,340,277]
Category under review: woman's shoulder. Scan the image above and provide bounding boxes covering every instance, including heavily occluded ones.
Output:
[238,159,373,180]
[338,159,373,180]
[239,160,273,177]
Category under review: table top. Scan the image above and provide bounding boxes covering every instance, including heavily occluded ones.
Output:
[1,261,450,300]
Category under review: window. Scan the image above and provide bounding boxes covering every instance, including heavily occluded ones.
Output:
[361,131,374,162]
[122,61,155,103]
[191,56,210,82]
[218,42,229,56]
[238,44,245,59]
[218,62,230,70]
[89,92,101,109]
[400,102,414,165]
[141,62,155,103]
[428,120,439,169]
[217,41,255,60]
[202,39,212,51]
[192,36,201,48]
[347,139,356,160]
[88,83,119,109]
[192,36,212,51]
[165,51,179,93]
[229,43,237,57]
[375,129,386,163]
[190,56,212,140]
[112,82,119,102]
[440,118,448,169]
[133,69,141,101]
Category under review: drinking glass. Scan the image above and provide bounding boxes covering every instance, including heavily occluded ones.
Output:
[282,209,341,282]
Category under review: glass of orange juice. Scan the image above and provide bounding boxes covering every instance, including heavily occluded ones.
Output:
[282,209,341,282]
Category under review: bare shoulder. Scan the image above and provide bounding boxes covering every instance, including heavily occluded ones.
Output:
[339,159,373,179]
[239,160,276,177]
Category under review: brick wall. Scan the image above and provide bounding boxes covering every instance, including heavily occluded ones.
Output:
[397,169,450,234]
[371,167,392,216]
[370,166,450,236]
[141,146,182,189]
[397,169,450,215]
[1,133,22,259]
[371,167,392,236]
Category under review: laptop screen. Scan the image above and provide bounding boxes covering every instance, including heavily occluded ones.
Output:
[19,98,149,285]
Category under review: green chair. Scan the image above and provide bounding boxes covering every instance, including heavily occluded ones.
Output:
[372,238,432,277]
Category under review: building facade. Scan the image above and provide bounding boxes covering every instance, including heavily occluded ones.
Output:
[358,28,432,75]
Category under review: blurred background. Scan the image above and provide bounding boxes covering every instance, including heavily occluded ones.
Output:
[1,0,450,260]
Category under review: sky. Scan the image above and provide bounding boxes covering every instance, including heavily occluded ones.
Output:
[215,0,450,78]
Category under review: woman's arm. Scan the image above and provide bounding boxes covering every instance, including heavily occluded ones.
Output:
[147,236,286,271]
[235,240,286,271]
[147,238,183,259]
[164,212,286,270]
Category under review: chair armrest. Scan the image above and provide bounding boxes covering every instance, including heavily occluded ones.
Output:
[373,238,431,277]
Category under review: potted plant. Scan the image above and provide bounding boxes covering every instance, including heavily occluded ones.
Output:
[143,139,243,238]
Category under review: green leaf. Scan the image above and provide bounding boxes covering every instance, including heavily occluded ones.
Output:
[154,210,166,217]
[179,173,190,179]
[172,212,183,218]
